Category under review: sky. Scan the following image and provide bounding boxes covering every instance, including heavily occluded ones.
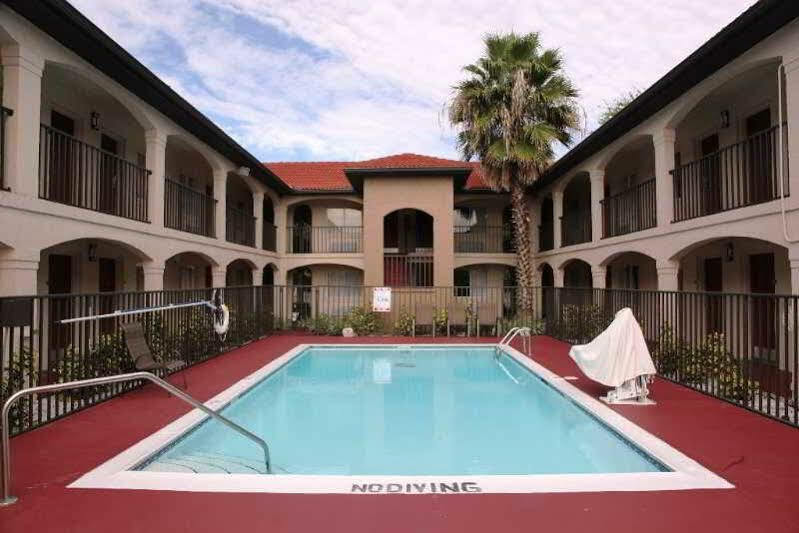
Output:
[70,0,757,163]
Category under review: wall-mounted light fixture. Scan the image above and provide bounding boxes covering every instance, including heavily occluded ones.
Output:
[720,109,730,129]
[88,242,98,262]
[725,241,735,263]
[90,111,101,131]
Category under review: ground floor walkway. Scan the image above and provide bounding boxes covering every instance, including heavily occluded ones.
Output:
[3,334,798,532]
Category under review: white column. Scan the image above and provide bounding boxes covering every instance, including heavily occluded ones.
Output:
[790,259,799,295]
[656,261,679,291]
[653,128,676,229]
[141,264,165,292]
[1,45,43,196]
[553,266,564,288]
[211,266,227,288]
[145,129,167,227]
[0,258,39,297]
[254,265,265,286]
[785,58,799,210]
[552,190,563,249]
[589,169,604,242]
[274,200,287,255]
[253,190,264,250]
[591,266,606,289]
[214,170,228,242]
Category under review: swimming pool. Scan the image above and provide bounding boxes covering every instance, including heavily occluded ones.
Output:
[71,344,732,494]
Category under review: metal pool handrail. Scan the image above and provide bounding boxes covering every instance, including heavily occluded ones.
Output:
[1,371,272,507]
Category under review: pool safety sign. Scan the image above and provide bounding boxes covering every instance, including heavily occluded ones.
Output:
[372,287,392,312]
[351,481,482,494]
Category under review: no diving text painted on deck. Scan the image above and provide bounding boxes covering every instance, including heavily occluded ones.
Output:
[351,481,482,494]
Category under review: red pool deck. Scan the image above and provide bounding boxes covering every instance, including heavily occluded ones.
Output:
[3,335,799,533]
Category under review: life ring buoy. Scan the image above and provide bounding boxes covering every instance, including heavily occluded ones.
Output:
[213,304,230,336]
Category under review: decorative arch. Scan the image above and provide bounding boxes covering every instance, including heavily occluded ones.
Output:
[166,133,222,173]
[665,57,782,130]
[668,234,788,262]
[596,133,654,171]
[163,250,219,267]
[599,249,658,267]
[40,237,152,262]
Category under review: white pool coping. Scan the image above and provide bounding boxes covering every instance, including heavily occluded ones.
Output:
[70,343,733,495]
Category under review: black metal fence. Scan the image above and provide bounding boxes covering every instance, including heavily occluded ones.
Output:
[671,124,789,222]
[0,107,12,191]
[38,124,150,222]
[165,179,216,237]
[601,179,656,238]
[454,225,515,253]
[2,285,796,436]
[383,254,434,287]
[226,206,256,247]
[286,226,362,253]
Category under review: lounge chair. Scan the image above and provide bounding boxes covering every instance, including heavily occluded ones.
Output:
[413,303,435,337]
[447,300,472,337]
[121,322,187,389]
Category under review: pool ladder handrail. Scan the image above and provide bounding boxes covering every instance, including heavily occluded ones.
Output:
[497,327,532,356]
[1,371,272,507]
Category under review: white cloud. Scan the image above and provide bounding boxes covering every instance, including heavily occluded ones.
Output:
[69,0,757,161]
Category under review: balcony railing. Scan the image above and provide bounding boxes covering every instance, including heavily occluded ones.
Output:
[384,252,433,287]
[38,125,150,222]
[263,223,277,252]
[226,205,256,247]
[164,178,216,237]
[0,107,12,191]
[560,210,591,246]
[671,124,789,222]
[454,225,515,253]
[538,224,554,252]
[286,226,363,253]
[601,179,656,238]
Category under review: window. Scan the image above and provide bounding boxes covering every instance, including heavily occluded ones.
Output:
[326,208,361,227]
[453,207,485,232]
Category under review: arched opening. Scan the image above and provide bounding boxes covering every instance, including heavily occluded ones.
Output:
[671,236,791,395]
[39,63,149,221]
[383,209,433,287]
[39,238,150,345]
[226,174,255,247]
[562,259,592,307]
[164,252,214,290]
[454,263,516,321]
[671,59,787,221]
[287,200,362,253]
[288,266,312,321]
[226,259,254,286]
[262,264,276,285]
[602,137,656,238]
[453,198,513,253]
[262,196,276,251]
[561,173,591,246]
[539,263,555,319]
[164,136,216,238]
[538,195,554,251]
[603,251,657,290]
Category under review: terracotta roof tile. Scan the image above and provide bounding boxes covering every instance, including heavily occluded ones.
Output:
[264,153,490,192]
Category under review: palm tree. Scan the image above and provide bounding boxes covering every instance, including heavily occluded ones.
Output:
[449,32,579,310]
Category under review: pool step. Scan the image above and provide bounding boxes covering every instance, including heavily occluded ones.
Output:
[144,451,267,474]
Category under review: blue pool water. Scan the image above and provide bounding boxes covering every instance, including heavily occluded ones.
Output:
[138,346,667,475]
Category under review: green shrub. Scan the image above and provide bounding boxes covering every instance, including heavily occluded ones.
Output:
[433,308,449,336]
[0,347,38,434]
[498,315,545,336]
[394,308,415,336]
[343,306,379,336]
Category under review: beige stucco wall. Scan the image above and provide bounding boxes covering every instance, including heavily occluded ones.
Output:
[362,175,455,286]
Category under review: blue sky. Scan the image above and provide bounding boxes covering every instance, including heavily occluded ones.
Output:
[71,0,757,163]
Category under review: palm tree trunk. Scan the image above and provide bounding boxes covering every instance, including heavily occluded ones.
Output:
[510,182,535,312]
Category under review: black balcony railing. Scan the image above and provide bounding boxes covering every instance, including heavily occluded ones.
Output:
[0,107,12,191]
[164,178,216,237]
[454,225,515,253]
[538,224,554,252]
[226,205,256,247]
[560,210,591,246]
[263,223,277,252]
[601,179,656,238]
[38,124,150,222]
[384,252,433,287]
[672,124,789,222]
[286,226,363,253]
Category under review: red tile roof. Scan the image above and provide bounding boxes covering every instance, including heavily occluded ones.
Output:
[264,153,492,192]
